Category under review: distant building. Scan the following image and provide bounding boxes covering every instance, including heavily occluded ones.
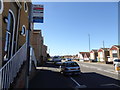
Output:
[84,52,90,61]
[78,52,90,61]
[90,49,98,62]
[109,45,120,62]
[30,29,48,66]
[42,45,48,63]
[97,48,110,63]
[78,52,85,60]
[30,30,42,66]
[63,55,73,59]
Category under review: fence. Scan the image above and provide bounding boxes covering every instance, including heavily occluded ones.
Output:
[0,43,27,89]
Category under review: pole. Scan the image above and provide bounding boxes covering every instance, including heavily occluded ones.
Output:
[25,2,32,89]
[88,34,90,52]
[103,40,105,48]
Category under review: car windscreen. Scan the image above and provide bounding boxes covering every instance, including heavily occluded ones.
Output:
[65,62,79,67]
[114,59,120,62]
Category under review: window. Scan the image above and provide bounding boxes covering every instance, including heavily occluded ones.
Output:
[21,25,26,36]
[24,1,28,12]
[0,0,3,14]
[4,10,15,61]
[112,53,117,58]
[112,50,117,58]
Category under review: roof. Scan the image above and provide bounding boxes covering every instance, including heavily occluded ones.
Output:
[84,53,90,57]
[98,48,110,52]
[113,45,120,49]
[90,49,98,53]
[79,52,90,57]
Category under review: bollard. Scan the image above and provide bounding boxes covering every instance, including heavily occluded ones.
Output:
[115,64,120,73]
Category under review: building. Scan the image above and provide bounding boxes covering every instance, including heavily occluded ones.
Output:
[90,49,98,62]
[0,0,31,67]
[63,55,73,59]
[30,29,43,66]
[84,52,90,61]
[30,29,48,66]
[109,45,120,62]
[0,0,39,88]
[42,45,48,63]
[78,52,85,61]
[97,48,110,63]
[78,52,90,61]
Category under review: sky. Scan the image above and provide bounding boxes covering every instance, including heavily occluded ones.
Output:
[32,2,118,56]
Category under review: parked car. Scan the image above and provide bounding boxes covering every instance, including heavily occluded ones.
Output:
[59,61,81,76]
[61,58,67,62]
[113,59,120,66]
[61,58,71,62]
[52,56,62,65]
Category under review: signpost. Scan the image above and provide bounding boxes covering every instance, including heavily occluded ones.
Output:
[32,4,44,23]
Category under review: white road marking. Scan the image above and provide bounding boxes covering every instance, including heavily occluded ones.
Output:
[70,77,81,87]
[70,77,87,88]
[100,83,120,88]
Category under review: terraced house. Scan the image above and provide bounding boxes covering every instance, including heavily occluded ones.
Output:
[90,49,98,62]
[97,48,110,63]
[109,45,120,62]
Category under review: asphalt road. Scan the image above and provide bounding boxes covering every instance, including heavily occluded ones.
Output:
[29,61,120,88]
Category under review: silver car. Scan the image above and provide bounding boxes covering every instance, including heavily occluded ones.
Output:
[113,59,120,66]
[59,61,81,75]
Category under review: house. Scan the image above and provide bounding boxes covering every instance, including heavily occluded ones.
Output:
[90,49,98,62]
[78,52,90,61]
[84,52,90,61]
[78,52,85,60]
[97,48,110,63]
[109,45,120,62]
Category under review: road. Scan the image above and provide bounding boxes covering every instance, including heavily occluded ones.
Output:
[29,61,120,88]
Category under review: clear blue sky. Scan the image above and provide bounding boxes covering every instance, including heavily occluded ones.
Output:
[32,2,118,56]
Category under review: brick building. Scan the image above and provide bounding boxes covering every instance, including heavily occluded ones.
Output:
[30,29,47,66]
[0,0,31,67]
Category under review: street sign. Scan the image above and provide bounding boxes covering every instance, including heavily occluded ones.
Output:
[32,4,44,23]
